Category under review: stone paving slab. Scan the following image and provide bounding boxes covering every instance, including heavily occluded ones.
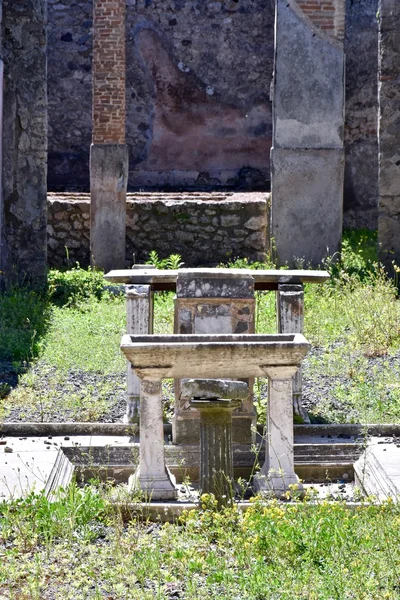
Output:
[354,437,400,501]
[0,436,134,500]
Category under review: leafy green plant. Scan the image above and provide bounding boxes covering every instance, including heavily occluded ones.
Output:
[147,251,184,270]
[48,265,106,308]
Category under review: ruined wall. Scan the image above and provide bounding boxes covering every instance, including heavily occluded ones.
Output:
[47,0,92,191]
[46,0,379,228]
[47,0,274,191]
[1,0,48,283]
[344,0,379,229]
[47,192,268,268]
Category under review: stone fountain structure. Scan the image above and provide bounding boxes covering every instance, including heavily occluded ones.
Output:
[121,332,310,500]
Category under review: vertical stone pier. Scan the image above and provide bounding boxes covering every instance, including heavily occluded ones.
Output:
[125,284,153,423]
[276,284,309,423]
[378,0,400,271]
[254,366,303,496]
[1,0,48,284]
[271,0,345,267]
[90,0,128,273]
[129,374,176,500]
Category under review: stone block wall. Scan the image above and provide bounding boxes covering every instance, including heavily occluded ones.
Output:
[47,192,268,268]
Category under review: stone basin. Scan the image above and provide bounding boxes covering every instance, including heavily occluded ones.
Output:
[120,333,310,379]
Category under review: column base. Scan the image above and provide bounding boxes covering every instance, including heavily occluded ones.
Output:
[128,467,177,501]
[253,471,303,497]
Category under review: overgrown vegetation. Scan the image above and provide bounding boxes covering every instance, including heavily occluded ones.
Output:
[1,229,400,423]
[2,231,400,597]
[1,487,400,599]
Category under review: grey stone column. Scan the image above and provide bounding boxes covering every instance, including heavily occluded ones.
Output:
[90,144,128,273]
[254,366,303,496]
[271,0,345,267]
[276,283,309,423]
[378,0,400,271]
[190,398,241,504]
[1,0,47,285]
[125,284,153,423]
[129,375,176,500]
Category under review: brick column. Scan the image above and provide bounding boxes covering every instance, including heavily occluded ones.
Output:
[90,0,128,273]
[271,0,345,267]
[378,0,400,271]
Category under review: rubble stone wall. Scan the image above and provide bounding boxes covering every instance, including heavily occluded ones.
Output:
[47,193,268,268]
[1,0,48,283]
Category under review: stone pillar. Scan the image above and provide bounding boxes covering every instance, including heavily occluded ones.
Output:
[271,0,345,267]
[378,0,400,271]
[90,0,128,273]
[276,283,309,423]
[254,366,302,496]
[173,271,256,445]
[190,398,241,504]
[125,284,153,423]
[129,375,176,500]
[1,0,47,285]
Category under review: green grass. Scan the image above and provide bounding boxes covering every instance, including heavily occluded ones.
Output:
[1,487,400,599]
[1,229,400,423]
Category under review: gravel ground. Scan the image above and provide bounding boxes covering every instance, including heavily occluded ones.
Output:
[2,347,400,424]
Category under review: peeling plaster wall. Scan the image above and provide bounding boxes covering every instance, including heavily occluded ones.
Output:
[47,0,274,192]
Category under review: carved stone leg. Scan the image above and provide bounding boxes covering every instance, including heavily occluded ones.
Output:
[276,283,310,423]
[254,366,303,496]
[124,285,153,423]
[129,377,176,500]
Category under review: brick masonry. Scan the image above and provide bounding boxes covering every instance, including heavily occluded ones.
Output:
[47,192,268,268]
[296,0,345,40]
[92,0,125,144]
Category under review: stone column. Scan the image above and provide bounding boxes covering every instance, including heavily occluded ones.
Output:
[276,283,309,423]
[254,366,302,496]
[129,375,176,500]
[1,0,47,285]
[378,0,400,271]
[190,398,241,505]
[271,0,345,267]
[125,284,153,423]
[90,0,128,273]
